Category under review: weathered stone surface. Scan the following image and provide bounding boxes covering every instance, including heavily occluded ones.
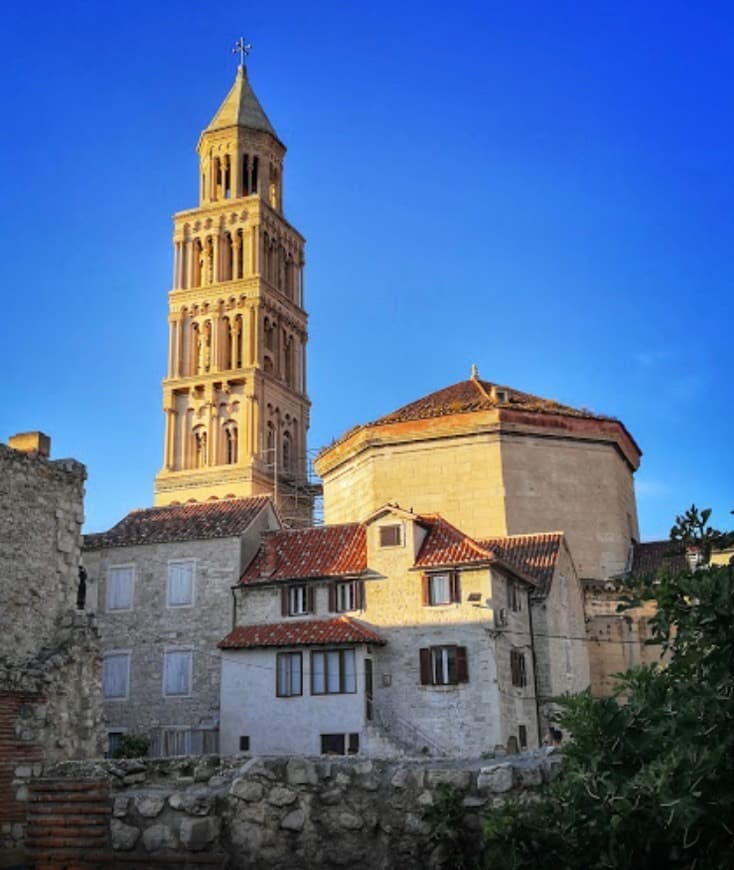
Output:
[267,785,297,807]
[230,777,264,802]
[280,808,306,832]
[168,786,214,815]
[338,811,363,831]
[111,819,140,851]
[286,757,318,786]
[426,768,472,790]
[113,796,129,818]
[142,822,177,852]
[180,816,220,851]
[477,763,515,793]
[135,795,166,818]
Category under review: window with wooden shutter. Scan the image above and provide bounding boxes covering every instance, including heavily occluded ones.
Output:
[103,652,130,699]
[450,572,461,604]
[356,579,365,611]
[328,582,336,613]
[510,649,527,687]
[456,646,469,682]
[281,587,288,616]
[107,566,134,611]
[306,584,315,613]
[419,648,431,685]
[167,560,195,607]
[420,645,469,686]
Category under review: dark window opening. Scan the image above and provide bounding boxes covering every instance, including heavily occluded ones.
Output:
[510,649,527,687]
[239,735,250,752]
[518,724,528,749]
[419,645,469,686]
[379,524,402,547]
[320,733,359,755]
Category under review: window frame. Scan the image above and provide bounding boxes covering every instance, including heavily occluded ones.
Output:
[276,651,303,698]
[283,583,313,617]
[419,645,469,686]
[331,579,365,613]
[103,650,131,700]
[106,565,135,612]
[510,649,527,688]
[422,572,461,606]
[163,649,193,698]
[166,559,196,609]
[378,524,403,548]
[509,581,523,613]
[311,648,358,695]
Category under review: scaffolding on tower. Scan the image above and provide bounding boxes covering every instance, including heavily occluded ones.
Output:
[262,446,323,529]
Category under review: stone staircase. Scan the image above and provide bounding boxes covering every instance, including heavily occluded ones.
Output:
[26,779,227,869]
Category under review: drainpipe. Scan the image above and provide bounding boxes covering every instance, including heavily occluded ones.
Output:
[526,588,543,747]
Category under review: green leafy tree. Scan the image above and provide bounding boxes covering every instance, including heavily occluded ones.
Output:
[481,555,734,868]
[669,504,732,564]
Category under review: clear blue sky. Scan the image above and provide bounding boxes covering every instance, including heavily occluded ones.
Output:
[0,1,731,539]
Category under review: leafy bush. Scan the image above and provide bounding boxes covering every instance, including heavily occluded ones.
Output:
[113,734,150,759]
[480,563,734,869]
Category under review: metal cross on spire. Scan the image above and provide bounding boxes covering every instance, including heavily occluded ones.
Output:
[233,37,252,67]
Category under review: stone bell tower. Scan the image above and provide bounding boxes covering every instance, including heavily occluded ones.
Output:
[154,53,311,521]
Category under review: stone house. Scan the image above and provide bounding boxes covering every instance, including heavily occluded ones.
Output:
[83,496,279,756]
[219,504,588,758]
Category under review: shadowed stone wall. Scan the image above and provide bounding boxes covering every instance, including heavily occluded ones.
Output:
[42,753,561,869]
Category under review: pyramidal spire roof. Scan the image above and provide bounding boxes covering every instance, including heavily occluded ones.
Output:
[204,65,281,143]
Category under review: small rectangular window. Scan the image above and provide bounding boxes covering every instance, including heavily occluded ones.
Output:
[518,724,528,749]
[164,650,192,696]
[239,735,250,752]
[107,566,134,611]
[348,733,360,755]
[311,649,357,695]
[321,733,345,755]
[423,572,461,606]
[276,652,303,697]
[510,649,527,688]
[103,652,130,699]
[167,560,195,607]
[379,524,402,547]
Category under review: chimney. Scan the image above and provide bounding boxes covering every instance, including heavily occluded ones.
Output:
[8,431,51,459]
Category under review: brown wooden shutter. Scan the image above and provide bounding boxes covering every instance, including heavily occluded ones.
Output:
[421,575,429,606]
[450,572,461,603]
[356,580,365,611]
[456,646,469,683]
[419,648,431,685]
[328,582,336,613]
[306,584,315,613]
[281,587,288,617]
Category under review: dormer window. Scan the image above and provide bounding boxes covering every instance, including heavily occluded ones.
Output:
[379,524,402,547]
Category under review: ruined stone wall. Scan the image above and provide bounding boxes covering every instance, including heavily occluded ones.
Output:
[0,438,105,859]
[0,443,86,664]
[41,752,561,869]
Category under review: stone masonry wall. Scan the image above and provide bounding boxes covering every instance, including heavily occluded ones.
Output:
[43,752,561,869]
[0,443,86,664]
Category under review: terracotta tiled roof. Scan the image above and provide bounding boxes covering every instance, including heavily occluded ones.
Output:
[241,524,367,584]
[219,616,386,649]
[414,516,494,568]
[84,497,272,550]
[631,540,687,578]
[477,532,564,594]
[370,377,609,427]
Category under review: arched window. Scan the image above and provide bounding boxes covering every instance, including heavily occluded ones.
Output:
[194,429,208,469]
[223,318,232,370]
[225,424,238,465]
[266,422,275,463]
[282,431,292,472]
[264,318,275,351]
[284,335,294,387]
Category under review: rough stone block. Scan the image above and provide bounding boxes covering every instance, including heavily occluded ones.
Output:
[135,795,166,818]
[477,763,515,793]
[280,808,306,832]
[111,819,140,851]
[267,785,297,807]
[425,769,472,790]
[230,777,264,802]
[286,757,318,786]
[180,816,220,851]
[142,822,178,852]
